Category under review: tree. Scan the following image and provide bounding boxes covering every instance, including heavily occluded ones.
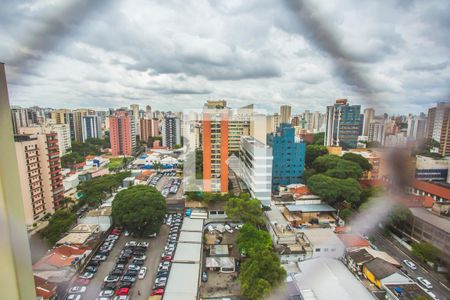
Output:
[112,185,166,236]
[311,155,342,173]
[342,152,373,171]
[41,210,77,245]
[237,224,272,255]
[339,208,352,221]
[305,145,328,168]
[225,197,264,226]
[61,152,84,168]
[313,132,325,145]
[412,242,441,263]
[387,204,412,227]
[307,174,361,205]
[312,155,363,179]
[61,197,75,209]
[239,249,286,300]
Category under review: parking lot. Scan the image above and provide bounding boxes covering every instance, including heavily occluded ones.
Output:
[152,173,184,200]
[70,226,169,300]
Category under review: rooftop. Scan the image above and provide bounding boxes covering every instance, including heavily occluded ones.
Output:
[161,262,200,300]
[172,242,202,263]
[337,234,370,248]
[286,204,336,213]
[346,248,374,264]
[181,218,204,232]
[409,207,450,233]
[364,257,399,280]
[293,257,373,300]
[178,231,203,244]
[384,283,433,300]
[300,228,344,247]
[410,179,450,200]
[55,232,92,245]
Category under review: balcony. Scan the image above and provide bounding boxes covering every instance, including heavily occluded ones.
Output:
[47,145,59,151]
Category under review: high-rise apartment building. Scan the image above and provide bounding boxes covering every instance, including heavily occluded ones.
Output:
[426,102,450,156]
[19,123,71,157]
[51,109,75,140]
[14,133,64,226]
[368,122,386,145]
[266,113,280,134]
[268,123,306,191]
[73,109,95,142]
[151,118,160,137]
[280,105,292,124]
[140,118,152,142]
[161,114,181,148]
[81,115,102,142]
[228,105,252,153]
[109,110,136,156]
[11,107,32,134]
[202,100,228,192]
[324,99,362,149]
[407,116,427,141]
[362,108,375,136]
[130,104,141,138]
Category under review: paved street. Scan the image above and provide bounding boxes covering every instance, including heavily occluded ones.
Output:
[81,225,169,300]
[370,230,450,300]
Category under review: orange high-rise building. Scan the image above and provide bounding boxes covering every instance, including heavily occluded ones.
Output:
[202,101,229,193]
[109,110,136,156]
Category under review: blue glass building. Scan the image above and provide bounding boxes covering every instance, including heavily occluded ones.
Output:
[267,123,306,191]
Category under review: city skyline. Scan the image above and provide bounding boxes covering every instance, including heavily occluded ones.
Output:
[1,1,449,114]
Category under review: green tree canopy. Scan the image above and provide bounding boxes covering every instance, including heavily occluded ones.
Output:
[387,204,412,227]
[41,210,77,245]
[312,155,363,179]
[339,208,353,221]
[305,145,329,168]
[342,152,373,171]
[112,185,166,236]
[307,174,362,204]
[237,224,272,255]
[78,171,131,206]
[225,197,264,226]
[239,249,286,300]
[61,152,85,168]
[313,132,325,145]
[412,242,441,263]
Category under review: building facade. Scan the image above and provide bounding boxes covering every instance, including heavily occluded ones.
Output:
[407,116,427,141]
[14,133,64,227]
[280,105,292,124]
[19,124,72,157]
[368,122,385,145]
[202,101,228,192]
[161,114,181,148]
[324,99,362,149]
[362,108,375,136]
[81,115,102,142]
[140,118,152,142]
[108,110,136,156]
[268,123,306,191]
[237,136,273,206]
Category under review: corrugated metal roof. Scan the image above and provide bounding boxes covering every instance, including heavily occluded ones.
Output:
[285,204,336,213]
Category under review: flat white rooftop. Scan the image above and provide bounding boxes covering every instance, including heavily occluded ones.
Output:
[178,231,203,244]
[294,257,373,300]
[163,262,200,300]
[173,242,202,263]
[181,218,204,232]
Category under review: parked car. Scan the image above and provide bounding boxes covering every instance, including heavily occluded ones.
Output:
[224,224,234,233]
[92,254,107,262]
[417,277,433,289]
[185,208,192,217]
[158,261,171,271]
[128,264,141,271]
[151,288,165,296]
[66,295,81,300]
[118,281,133,289]
[202,271,208,282]
[121,275,136,283]
[403,259,417,270]
[99,289,115,297]
[138,267,147,279]
[103,282,117,290]
[115,288,130,296]
[134,255,147,260]
[133,259,145,266]
[104,275,120,283]
[156,271,169,278]
[69,286,87,294]
[125,241,137,247]
[137,242,149,248]
[124,230,130,236]
[161,255,173,262]
[79,272,94,279]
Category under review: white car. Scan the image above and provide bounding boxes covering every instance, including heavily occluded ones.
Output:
[67,295,81,300]
[128,264,141,271]
[427,291,440,300]
[403,259,417,270]
[79,272,94,279]
[224,224,234,233]
[99,289,115,297]
[235,224,243,230]
[106,235,119,240]
[138,242,149,248]
[124,230,130,236]
[69,286,87,294]
[125,241,137,247]
[158,261,171,271]
[207,225,215,233]
[417,277,433,289]
[138,267,147,279]
[104,275,120,283]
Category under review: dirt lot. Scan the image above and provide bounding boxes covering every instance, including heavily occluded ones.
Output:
[200,229,241,298]
[76,225,169,300]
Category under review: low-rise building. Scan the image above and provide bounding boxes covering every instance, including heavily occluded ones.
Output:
[300,228,345,259]
[282,203,337,226]
[78,206,112,231]
[383,282,434,300]
[408,179,450,202]
[362,257,400,288]
[415,155,449,182]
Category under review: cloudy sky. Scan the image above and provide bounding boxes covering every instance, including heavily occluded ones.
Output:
[1,0,449,114]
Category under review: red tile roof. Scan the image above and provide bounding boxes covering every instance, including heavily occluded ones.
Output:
[337,233,370,248]
[34,275,57,299]
[411,180,450,200]
[53,245,86,256]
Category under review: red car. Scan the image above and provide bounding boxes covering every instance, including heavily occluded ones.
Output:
[111,229,122,236]
[115,288,130,296]
[74,278,90,286]
[151,288,164,296]
[161,256,172,262]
